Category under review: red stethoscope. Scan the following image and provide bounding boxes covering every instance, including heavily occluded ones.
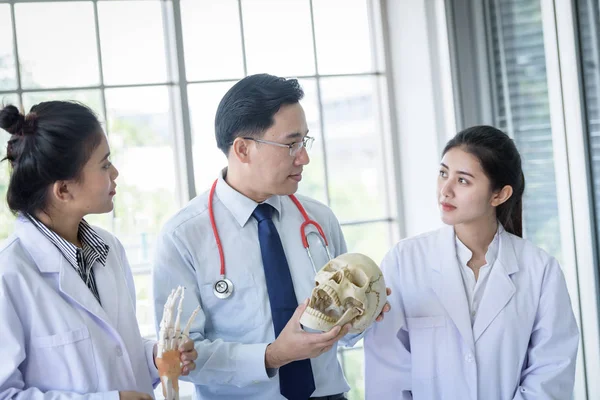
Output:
[208,179,332,299]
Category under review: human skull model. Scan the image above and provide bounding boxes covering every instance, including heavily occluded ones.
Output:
[300,253,387,334]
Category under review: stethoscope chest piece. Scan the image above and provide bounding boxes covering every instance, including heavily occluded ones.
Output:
[213,278,234,299]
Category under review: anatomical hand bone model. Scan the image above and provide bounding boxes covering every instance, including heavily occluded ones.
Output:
[156,286,200,400]
[300,253,387,334]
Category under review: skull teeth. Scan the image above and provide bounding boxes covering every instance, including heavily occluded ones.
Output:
[321,285,341,307]
[305,306,336,323]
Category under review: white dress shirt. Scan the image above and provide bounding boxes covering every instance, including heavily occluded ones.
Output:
[152,171,353,400]
[455,225,500,324]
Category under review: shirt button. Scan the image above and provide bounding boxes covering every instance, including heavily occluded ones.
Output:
[116,346,123,357]
[465,353,474,363]
[471,310,476,317]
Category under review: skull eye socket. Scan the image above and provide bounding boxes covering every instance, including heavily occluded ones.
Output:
[323,263,338,273]
[348,269,368,287]
[331,271,343,284]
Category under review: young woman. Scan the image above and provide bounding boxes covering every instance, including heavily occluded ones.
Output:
[365,126,579,399]
[0,101,197,400]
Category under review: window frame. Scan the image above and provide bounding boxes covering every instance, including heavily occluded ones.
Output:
[0,0,400,396]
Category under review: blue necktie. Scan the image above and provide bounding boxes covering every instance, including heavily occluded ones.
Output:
[253,203,316,400]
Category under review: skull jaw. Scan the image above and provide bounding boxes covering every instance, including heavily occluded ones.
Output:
[300,306,337,332]
[335,307,363,333]
[300,306,364,334]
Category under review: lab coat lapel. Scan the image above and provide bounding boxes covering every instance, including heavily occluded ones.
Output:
[16,216,63,274]
[16,216,115,328]
[430,226,475,351]
[473,231,518,342]
[58,257,113,327]
[93,261,119,327]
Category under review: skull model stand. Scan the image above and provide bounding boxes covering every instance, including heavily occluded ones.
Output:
[156,286,200,400]
[300,253,387,334]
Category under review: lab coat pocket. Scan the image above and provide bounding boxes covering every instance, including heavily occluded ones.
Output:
[199,273,261,337]
[27,326,98,393]
[407,316,446,379]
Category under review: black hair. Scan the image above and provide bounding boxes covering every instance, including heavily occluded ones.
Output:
[1,101,103,216]
[443,125,525,237]
[215,73,304,155]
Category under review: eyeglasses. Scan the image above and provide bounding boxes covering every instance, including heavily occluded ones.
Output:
[242,135,314,157]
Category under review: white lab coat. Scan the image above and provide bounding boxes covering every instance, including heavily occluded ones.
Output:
[365,225,579,400]
[0,216,159,400]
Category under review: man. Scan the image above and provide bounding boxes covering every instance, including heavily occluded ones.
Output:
[153,73,389,400]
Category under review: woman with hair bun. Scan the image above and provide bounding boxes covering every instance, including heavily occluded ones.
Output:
[0,101,197,400]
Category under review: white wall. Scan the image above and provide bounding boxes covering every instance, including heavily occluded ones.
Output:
[382,0,456,237]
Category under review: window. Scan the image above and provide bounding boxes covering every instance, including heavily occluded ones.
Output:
[0,1,395,398]
[0,0,180,339]
[576,3,600,391]
[486,0,563,261]
[577,0,600,263]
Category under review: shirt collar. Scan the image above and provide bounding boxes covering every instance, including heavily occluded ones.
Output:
[455,222,503,267]
[78,219,109,266]
[26,214,109,269]
[214,168,283,227]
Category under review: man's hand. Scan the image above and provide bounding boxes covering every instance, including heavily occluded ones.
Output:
[375,287,392,322]
[153,338,198,376]
[178,337,198,376]
[265,299,350,369]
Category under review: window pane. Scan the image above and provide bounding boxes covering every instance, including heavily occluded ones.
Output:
[296,78,327,204]
[0,5,17,91]
[15,2,99,89]
[488,0,563,259]
[22,90,103,121]
[85,213,114,235]
[188,82,233,192]
[577,0,600,257]
[320,76,389,222]
[98,1,168,85]
[242,0,316,76]
[133,272,154,337]
[104,86,179,274]
[342,222,392,265]
[181,0,244,81]
[312,0,374,75]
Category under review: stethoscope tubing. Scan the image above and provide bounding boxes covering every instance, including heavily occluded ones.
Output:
[208,179,331,298]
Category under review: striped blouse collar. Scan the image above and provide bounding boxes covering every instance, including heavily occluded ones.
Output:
[26,214,109,269]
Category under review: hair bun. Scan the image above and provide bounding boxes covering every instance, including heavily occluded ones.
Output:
[0,105,25,135]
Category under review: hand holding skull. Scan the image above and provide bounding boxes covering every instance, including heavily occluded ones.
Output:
[300,253,389,333]
[264,299,351,369]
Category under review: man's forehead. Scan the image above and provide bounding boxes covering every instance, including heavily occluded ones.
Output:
[265,107,308,139]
